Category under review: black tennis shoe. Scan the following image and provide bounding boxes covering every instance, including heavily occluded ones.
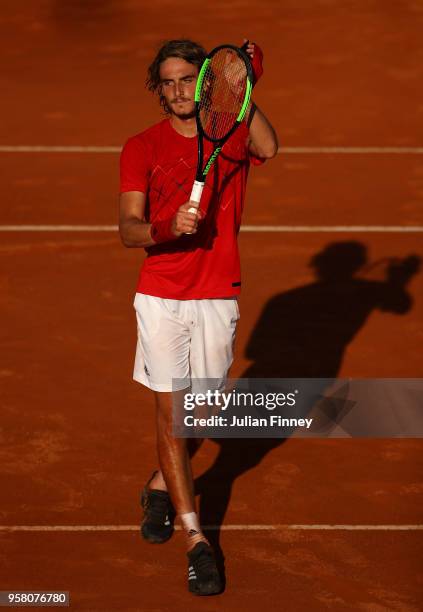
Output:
[140,471,175,544]
[187,541,222,596]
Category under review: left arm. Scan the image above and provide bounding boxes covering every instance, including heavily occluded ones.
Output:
[246,103,279,159]
[242,39,278,159]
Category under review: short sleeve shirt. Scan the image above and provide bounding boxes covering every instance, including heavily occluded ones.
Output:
[120,118,263,299]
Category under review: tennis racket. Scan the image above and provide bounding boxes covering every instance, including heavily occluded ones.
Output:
[187,43,253,216]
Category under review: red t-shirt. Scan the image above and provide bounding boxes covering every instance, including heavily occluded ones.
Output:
[120,118,263,299]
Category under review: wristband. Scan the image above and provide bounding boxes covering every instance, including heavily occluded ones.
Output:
[150,217,176,244]
[250,43,263,86]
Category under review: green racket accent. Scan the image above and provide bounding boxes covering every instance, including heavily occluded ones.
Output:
[236,78,253,122]
[195,59,210,103]
[203,146,222,176]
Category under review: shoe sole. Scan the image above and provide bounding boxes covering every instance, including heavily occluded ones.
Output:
[140,523,174,544]
[189,581,222,596]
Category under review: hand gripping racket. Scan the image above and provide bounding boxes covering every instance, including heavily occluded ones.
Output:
[187,43,253,216]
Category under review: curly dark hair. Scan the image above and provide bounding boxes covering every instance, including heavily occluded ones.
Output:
[146,39,207,114]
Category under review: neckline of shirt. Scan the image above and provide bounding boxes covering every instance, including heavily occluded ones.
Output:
[166,118,198,141]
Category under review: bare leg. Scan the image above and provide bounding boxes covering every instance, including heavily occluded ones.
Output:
[153,390,207,549]
[148,469,167,491]
[154,390,194,511]
[150,423,203,492]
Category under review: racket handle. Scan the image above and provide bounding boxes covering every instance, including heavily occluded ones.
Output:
[185,181,204,234]
[189,180,204,207]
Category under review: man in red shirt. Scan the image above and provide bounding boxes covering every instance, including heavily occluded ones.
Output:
[119,39,277,595]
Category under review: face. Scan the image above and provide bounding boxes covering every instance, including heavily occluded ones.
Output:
[159,57,198,119]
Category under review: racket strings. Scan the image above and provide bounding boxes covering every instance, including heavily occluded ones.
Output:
[199,48,247,140]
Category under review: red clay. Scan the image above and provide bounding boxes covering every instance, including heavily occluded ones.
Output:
[1,1,422,609]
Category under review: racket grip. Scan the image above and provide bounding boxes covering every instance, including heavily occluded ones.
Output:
[185,181,204,234]
[189,180,204,208]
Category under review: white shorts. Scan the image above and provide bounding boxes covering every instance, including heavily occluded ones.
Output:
[133,293,240,393]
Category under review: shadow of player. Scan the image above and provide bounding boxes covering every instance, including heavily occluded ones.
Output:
[197,241,420,555]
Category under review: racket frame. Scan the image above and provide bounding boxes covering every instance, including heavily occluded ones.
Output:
[189,44,253,208]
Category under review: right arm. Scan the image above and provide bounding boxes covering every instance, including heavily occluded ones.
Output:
[119,191,202,248]
[119,191,155,248]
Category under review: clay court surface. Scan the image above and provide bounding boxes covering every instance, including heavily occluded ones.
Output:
[1,1,422,610]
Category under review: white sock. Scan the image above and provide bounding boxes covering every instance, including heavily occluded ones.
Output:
[180,511,201,536]
[180,512,208,547]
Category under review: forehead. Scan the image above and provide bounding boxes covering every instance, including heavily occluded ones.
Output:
[159,57,198,80]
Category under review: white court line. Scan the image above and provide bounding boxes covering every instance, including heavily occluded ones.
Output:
[241,226,423,233]
[0,145,423,154]
[0,145,122,153]
[0,524,422,532]
[0,225,119,232]
[0,225,422,233]
[281,147,423,154]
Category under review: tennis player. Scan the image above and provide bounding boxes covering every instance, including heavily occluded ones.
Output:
[119,38,278,595]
